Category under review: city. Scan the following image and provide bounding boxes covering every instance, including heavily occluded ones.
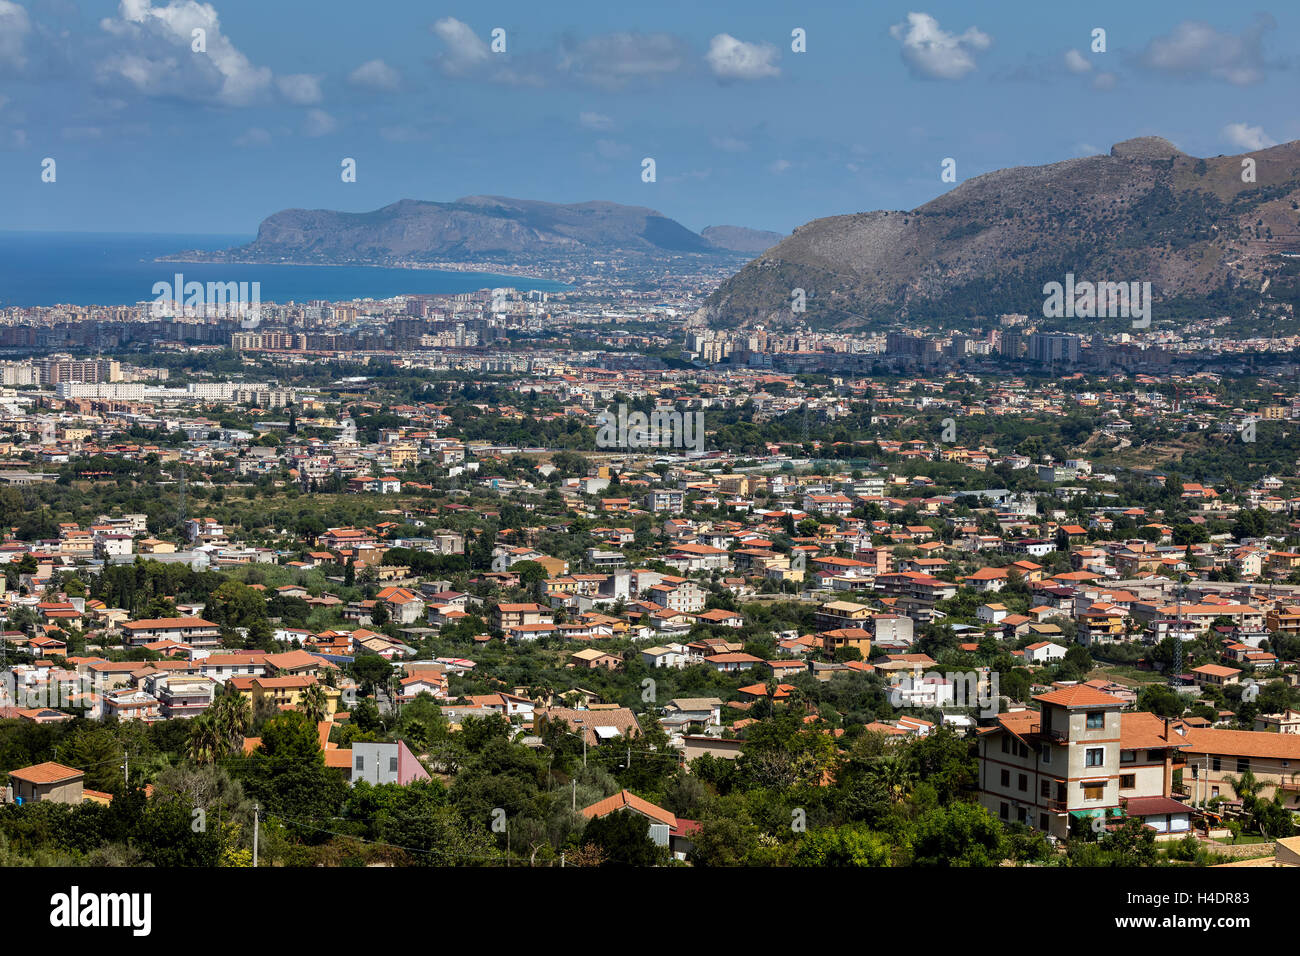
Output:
[0,0,1295,932]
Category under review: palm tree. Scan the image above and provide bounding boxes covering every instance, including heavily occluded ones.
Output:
[300,682,329,725]
[1223,768,1263,811]
[210,691,251,752]
[868,754,918,803]
[187,713,223,766]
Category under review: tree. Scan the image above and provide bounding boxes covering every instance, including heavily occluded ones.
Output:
[791,825,891,866]
[204,580,267,631]
[237,711,346,819]
[911,802,1007,867]
[300,683,329,725]
[187,713,224,766]
[580,811,663,866]
[351,654,394,694]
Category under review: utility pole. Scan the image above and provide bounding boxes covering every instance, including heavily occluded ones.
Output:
[571,778,576,812]
[253,803,259,867]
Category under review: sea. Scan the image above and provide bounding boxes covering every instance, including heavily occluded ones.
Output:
[0,232,568,308]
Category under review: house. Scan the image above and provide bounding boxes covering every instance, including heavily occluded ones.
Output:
[569,648,622,670]
[536,706,642,746]
[1191,664,1241,688]
[397,670,448,702]
[818,627,872,657]
[641,644,691,669]
[350,740,430,787]
[5,762,84,805]
[660,697,723,731]
[1176,723,1300,809]
[1021,641,1067,665]
[121,616,221,648]
[977,687,1184,840]
[375,586,425,624]
[814,601,874,631]
[702,652,763,673]
[694,608,744,629]
[494,603,554,631]
[581,789,678,851]
[1121,795,1192,836]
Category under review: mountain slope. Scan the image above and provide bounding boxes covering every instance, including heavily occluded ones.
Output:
[192,196,741,267]
[702,137,1300,329]
[701,225,785,254]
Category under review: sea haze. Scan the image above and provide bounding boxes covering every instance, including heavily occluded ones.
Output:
[0,232,569,308]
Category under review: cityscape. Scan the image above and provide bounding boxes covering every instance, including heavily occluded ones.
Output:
[1,0,1298,925]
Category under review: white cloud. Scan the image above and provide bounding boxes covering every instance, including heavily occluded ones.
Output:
[890,12,990,80]
[594,139,628,159]
[234,126,271,147]
[558,32,686,89]
[705,33,779,81]
[1064,49,1091,74]
[1222,122,1276,151]
[98,0,273,105]
[432,17,490,76]
[277,73,323,105]
[349,59,401,91]
[1092,72,1117,91]
[0,0,31,70]
[1139,16,1275,86]
[302,108,337,137]
[711,135,749,152]
[0,128,29,150]
[578,111,613,130]
[769,159,792,174]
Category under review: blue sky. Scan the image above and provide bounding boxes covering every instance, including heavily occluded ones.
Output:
[0,0,1297,236]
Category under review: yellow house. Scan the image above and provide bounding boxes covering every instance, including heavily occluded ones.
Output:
[228,676,341,715]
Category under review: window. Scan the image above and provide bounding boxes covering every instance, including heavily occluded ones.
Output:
[1039,813,1049,831]
[1086,711,1104,729]
[1000,802,1009,820]
[1040,780,1051,798]
[1001,736,1010,754]
[1041,746,1051,765]
[1018,773,1028,792]
[355,756,364,770]
[389,757,398,773]
[1120,750,1136,763]
[1085,748,1105,767]
[1211,756,1222,772]
[1120,774,1135,789]
[1237,758,1250,774]
[1147,750,1163,762]
[1083,784,1104,801]
[1000,769,1010,787]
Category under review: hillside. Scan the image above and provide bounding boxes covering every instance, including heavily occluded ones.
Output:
[185,196,751,269]
[701,137,1300,330]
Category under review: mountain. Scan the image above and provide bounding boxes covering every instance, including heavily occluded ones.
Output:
[185,196,753,269]
[701,225,785,254]
[701,137,1300,330]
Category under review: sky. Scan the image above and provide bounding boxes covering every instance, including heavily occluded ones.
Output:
[0,0,1297,236]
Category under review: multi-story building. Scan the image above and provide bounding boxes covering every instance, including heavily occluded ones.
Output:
[978,685,1184,840]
